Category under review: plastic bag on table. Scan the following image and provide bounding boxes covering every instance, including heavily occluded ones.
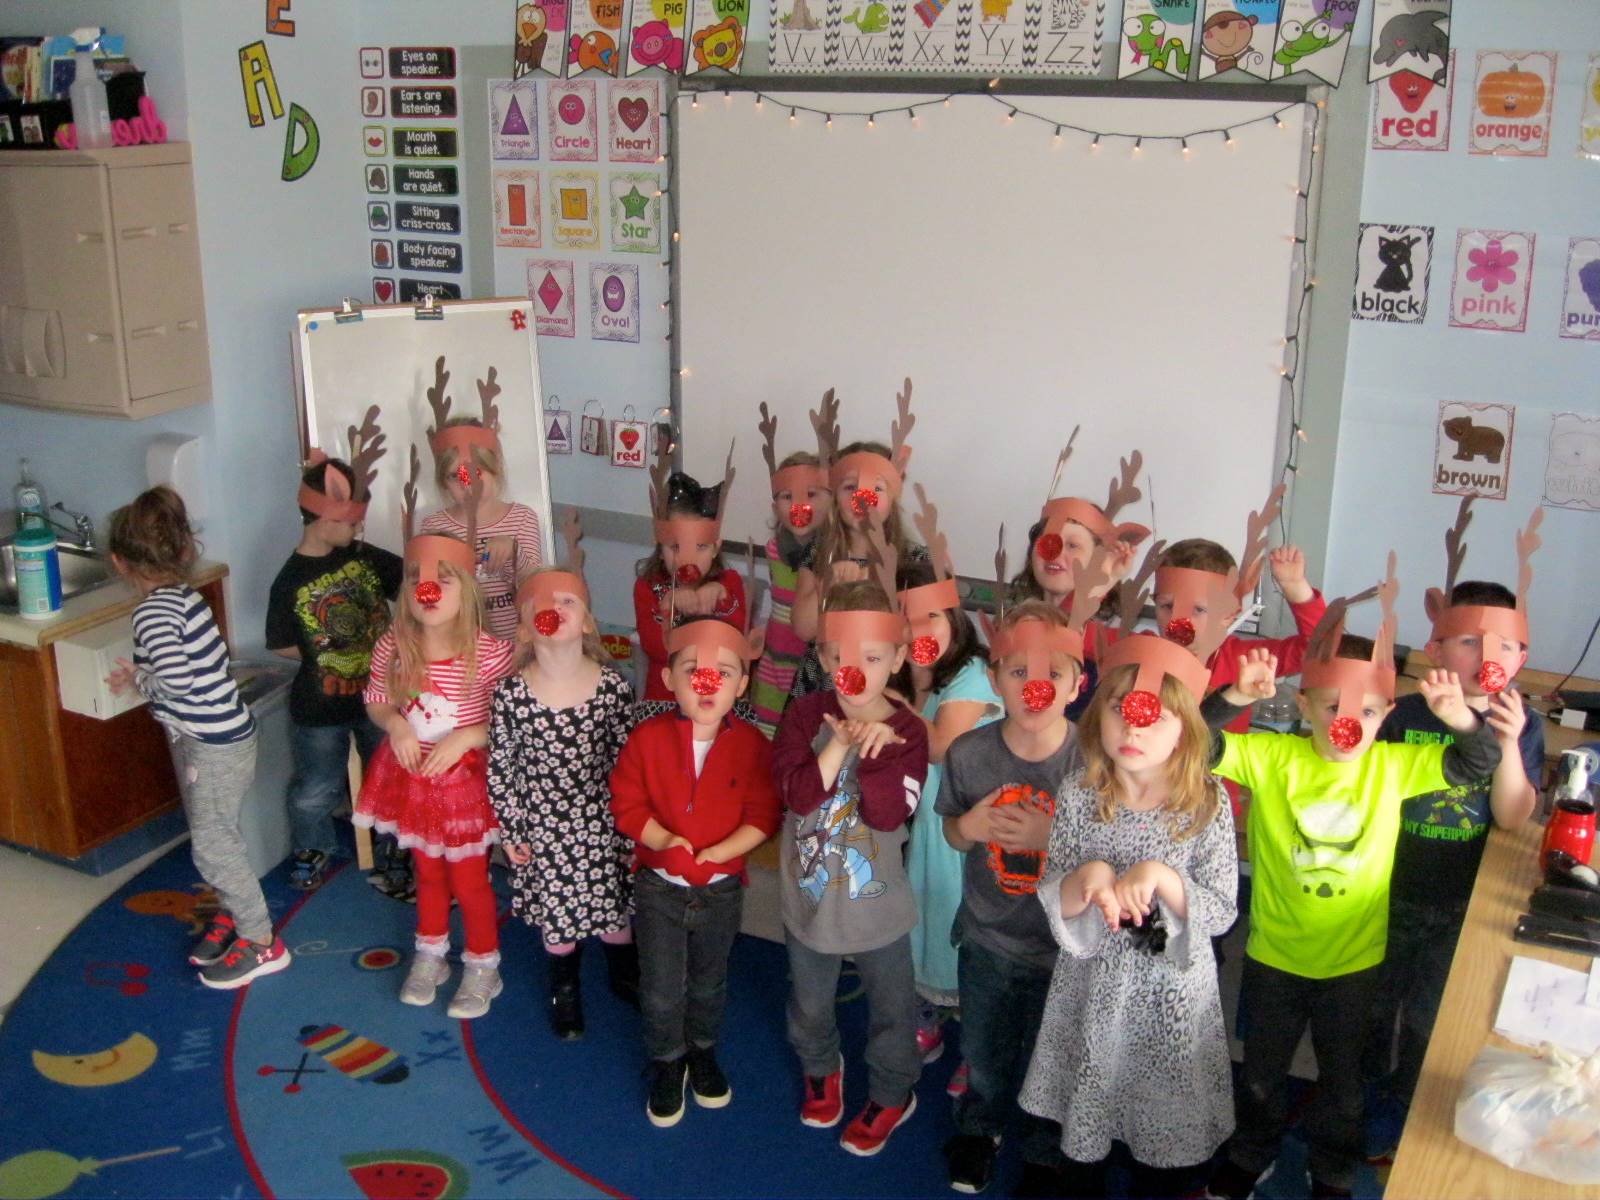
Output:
[1454,1043,1600,1184]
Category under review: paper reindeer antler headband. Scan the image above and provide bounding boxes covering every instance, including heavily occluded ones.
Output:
[401,444,478,605]
[1302,552,1400,751]
[901,483,962,667]
[665,540,767,696]
[298,405,387,523]
[822,526,909,698]
[759,400,831,532]
[515,508,589,637]
[1034,428,1152,560]
[1153,483,1285,647]
[830,378,915,521]
[648,433,735,586]
[425,355,504,482]
[1423,497,1542,693]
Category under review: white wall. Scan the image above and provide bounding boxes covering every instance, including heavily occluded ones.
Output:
[1325,3,1600,675]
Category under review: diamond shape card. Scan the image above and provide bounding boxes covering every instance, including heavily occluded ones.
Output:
[527,258,577,336]
[489,78,540,159]
[590,261,641,342]
[548,78,600,161]
[493,168,542,248]
[609,79,662,162]
[608,171,661,254]
[549,170,600,249]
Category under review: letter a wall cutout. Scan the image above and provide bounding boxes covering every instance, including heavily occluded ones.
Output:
[239,41,284,127]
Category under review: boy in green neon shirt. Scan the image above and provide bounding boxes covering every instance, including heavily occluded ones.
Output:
[1202,557,1509,1200]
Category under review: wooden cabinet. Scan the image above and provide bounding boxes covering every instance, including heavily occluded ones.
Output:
[0,573,228,859]
[0,144,210,419]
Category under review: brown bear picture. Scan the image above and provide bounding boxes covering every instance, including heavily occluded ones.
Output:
[1442,416,1505,464]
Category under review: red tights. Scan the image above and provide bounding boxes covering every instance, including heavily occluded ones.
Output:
[413,852,498,955]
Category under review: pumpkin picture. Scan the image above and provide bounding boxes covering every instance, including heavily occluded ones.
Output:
[1477,63,1544,118]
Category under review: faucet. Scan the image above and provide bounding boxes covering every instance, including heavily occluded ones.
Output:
[47,502,96,551]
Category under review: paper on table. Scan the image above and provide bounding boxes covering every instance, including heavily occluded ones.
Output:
[1494,955,1600,1055]
[1588,959,1600,1010]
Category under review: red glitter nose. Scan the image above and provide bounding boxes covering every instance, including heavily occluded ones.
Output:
[1120,690,1162,728]
[788,502,815,529]
[455,462,473,487]
[850,488,880,518]
[1022,679,1057,713]
[533,609,561,637]
[675,563,703,586]
[1477,661,1508,693]
[1164,617,1196,647]
[414,579,442,606]
[691,667,722,696]
[1034,533,1063,562]
[1327,716,1363,752]
[911,635,940,666]
[834,665,866,697]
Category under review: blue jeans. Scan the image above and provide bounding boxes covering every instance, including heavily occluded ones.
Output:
[288,717,385,856]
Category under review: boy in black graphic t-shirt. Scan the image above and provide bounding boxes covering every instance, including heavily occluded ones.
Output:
[266,457,403,893]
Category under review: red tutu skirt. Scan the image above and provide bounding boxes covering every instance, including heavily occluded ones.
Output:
[353,740,499,861]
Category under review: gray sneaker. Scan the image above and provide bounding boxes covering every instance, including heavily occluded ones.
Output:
[446,964,503,1020]
[399,953,451,1006]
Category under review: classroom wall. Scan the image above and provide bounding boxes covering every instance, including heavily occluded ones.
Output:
[1324,3,1600,676]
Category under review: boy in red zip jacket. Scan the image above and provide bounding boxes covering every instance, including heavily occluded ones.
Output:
[610,615,781,1130]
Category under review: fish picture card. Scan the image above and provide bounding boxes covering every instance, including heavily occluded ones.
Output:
[1118,0,1195,81]
[1196,0,1277,80]
[1269,0,1357,85]
[1370,0,1449,85]
[569,0,626,75]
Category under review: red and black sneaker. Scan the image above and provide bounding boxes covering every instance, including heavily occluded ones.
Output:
[187,913,237,967]
[198,936,292,990]
[799,1061,844,1128]
[840,1092,918,1157]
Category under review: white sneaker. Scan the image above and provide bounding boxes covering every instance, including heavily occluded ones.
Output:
[447,964,503,1019]
[399,953,451,1006]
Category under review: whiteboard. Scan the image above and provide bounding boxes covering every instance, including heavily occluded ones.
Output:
[295,298,554,560]
[676,90,1309,573]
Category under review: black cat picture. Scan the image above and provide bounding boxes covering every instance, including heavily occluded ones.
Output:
[1374,234,1420,293]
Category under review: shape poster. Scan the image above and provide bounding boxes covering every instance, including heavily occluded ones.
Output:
[489,78,540,159]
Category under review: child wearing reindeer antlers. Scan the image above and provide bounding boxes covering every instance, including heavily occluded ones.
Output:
[1200,556,1511,1200]
[609,606,780,1128]
[266,408,404,895]
[488,511,638,1042]
[419,355,544,642]
[772,534,930,1158]
[1363,501,1544,1113]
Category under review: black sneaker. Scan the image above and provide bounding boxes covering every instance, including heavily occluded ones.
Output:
[686,1045,731,1108]
[198,936,292,990]
[188,913,237,967]
[943,1134,998,1194]
[287,849,329,891]
[369,867,416,904]
[1205,1160,1269,1200]
[646,1056,688,1128]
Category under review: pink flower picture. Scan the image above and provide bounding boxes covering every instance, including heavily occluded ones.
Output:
[1466,238,1519,293]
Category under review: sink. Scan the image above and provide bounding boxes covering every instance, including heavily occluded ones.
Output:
[0,536,119,614]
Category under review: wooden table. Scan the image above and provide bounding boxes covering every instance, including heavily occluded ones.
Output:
[1387,820,1600,1199]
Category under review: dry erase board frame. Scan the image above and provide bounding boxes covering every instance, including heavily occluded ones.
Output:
[292,297,556,564]
[668,77,1314,578]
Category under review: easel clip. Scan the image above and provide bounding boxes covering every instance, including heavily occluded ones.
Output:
[413,293,444,321]
[334,297,364,325]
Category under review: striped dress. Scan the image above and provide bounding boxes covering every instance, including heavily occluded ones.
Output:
[421,502,544,641]
[131,585,254,744]
[750,532,816,737]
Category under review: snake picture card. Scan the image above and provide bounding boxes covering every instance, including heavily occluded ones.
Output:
[1118,0,1196,81]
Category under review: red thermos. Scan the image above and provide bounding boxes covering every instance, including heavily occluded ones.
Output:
[1540,799,1596,872]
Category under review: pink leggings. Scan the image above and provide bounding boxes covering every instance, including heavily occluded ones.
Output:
[547,927,633,955]
[413,852,498,956]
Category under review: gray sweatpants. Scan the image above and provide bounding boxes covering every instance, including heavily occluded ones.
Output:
[169,731,272,945]
[786,931,920,1108]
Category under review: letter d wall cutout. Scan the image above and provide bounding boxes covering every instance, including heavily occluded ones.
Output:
[238,39,321,182]
[281,103,320,181]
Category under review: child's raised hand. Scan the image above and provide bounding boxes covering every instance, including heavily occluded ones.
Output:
[105,657,138,697]
[989,801,1053,853]
[956,787,1002,845]
[1419,669,1473,730]
[390,725,424,773]
[852,720,906,760]
[1268,546,1313,603]
[822,712,854,747]
[505,843,532,866]
[1486,688,1527,747]
[484,536,516,575]
[1234,647,1280,703]
[1112,861,1162,926]
[1101,540,1137,590]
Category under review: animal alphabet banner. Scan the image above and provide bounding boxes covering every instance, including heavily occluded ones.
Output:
[1369,0,1448,85]
[1542,413,1600,513]
[1558,237,1600,343]
[1433,400,1514,502]
[1371,49,1454,151]
[1352,223,1432,325]
[1196,0,1277,81]
[1118,0,1196,81]
[686,0,752,73]
[1269,0,1357,85]
[569,0,626,75]
[1469,50,1556,158]
[513,0,570,77]
[628,0,690,74]
[1449,228,1533,334]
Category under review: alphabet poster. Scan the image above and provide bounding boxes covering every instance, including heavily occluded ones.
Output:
[1118,0,1196,81]
[1269,0,1357,86]
[1449,229,1534,334]
[1196,0,1276,81]
[1469,50,1556,158]
[1558,237,1600,343]
[1542,412,1600,512]
[1372,50,1454,152]
[768,0,834,72]
[1369,0,1448,85]
[1352,223,1432,325]
[899,0,963,73]
[1433,400,1513,501]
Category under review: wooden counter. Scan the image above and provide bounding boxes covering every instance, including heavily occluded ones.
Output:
[1386,820,1600,1200]
[0,561,228,648]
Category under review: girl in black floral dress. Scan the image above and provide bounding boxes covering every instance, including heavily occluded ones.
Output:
[488,565,636,1040]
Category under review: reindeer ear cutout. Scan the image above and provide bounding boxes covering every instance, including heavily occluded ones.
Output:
[324,467,353,503]
[746,624,768,663]
[1423,587,1449,624]
[1111,522,1152,547]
